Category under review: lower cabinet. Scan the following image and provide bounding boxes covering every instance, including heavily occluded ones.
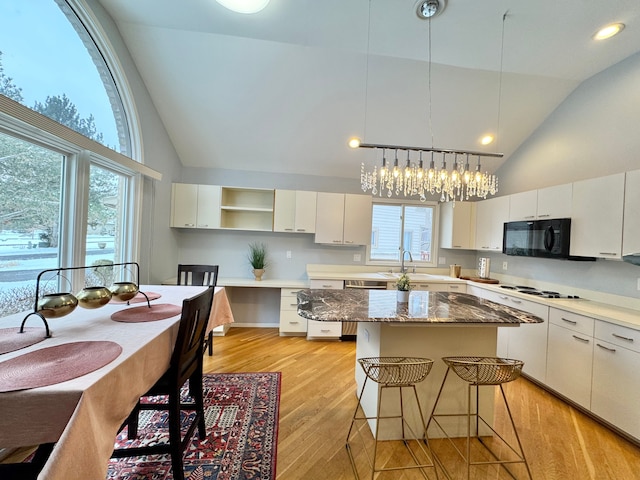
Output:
[467,285,549,383]
[546,309,594,409]
[591,321,640,439]
[279,288,307,336]
[306,279,343,340]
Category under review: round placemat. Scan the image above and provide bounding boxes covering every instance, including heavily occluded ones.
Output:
[0,327,48,355]
[110,291,161,304]
[0,341,122,392]
[110,303,182,323]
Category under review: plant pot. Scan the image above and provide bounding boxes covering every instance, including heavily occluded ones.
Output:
[252,268,265,281]
[397,290,410,303]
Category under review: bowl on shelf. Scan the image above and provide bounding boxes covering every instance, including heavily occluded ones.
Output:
[109,282,139,301]
[37,293,78,318]
[77,286,113,309]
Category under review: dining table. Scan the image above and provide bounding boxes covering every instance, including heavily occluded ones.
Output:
[0,284,234,480]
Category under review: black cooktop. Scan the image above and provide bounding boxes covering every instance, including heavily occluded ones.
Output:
[499,285,580,299]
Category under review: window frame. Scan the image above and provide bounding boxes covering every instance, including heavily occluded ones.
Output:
[366,198,440,269]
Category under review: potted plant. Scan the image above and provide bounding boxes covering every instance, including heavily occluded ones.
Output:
[247,242,268,281]
[396,273,411,303]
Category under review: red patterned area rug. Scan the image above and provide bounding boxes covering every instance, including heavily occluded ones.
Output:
[107,372,280,480]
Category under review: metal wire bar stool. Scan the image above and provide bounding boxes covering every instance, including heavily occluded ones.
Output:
[346,357,444,480]
[426,356,533,480]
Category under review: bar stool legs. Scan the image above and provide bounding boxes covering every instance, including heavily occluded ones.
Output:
[346,357,444,479]
[427,356,533,480]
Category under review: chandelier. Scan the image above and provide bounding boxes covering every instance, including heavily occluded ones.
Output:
[356,143,501,202]
[352,1,506,203]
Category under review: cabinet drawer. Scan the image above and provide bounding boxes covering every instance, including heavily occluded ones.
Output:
[280,289,303,312]
[485,291,548,318]
[309,279,344,290]
[595,321,640,353]
[307,320,341,338]
[279,309,307,333]
[549,308,594,336]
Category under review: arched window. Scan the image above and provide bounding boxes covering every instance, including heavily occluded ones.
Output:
[0,0,154,316]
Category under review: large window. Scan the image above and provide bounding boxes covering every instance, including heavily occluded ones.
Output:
[0,0,141,316]
[369,202,437,267]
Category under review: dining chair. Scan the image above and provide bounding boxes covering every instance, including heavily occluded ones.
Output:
[0,443,54,480]
[111,286,214,480]
[176,264,219,356]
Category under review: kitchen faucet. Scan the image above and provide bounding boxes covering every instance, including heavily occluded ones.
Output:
[401,249,413,273]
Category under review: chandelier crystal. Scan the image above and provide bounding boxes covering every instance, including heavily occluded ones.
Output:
[359,144,499,202]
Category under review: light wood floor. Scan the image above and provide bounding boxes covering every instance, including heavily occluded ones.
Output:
[203,327,640,480]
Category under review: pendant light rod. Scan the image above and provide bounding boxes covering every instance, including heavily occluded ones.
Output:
[356,142,503,159]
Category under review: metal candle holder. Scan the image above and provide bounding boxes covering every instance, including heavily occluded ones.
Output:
[20,262,150,337]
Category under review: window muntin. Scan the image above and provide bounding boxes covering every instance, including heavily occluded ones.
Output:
[368,202,436,266]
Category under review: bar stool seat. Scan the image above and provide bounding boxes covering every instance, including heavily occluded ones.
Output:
[427,356,533,480]
[346,356,442,479]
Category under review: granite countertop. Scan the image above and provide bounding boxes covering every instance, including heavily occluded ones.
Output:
[297,289,543,325]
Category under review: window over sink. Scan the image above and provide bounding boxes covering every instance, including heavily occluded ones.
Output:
[368,202,436,267]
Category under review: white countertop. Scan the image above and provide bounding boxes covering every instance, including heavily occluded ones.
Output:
[218,277,309,289]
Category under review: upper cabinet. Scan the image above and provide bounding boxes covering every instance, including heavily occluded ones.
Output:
[315,193,372,245]
[171,183,220,229]
[508,184,572,221]
[570,173,624,259]
[623,169,640,256]
[273,190,317,234]
[219,187,274,231]
[475,196,509,251]
[536,184,572,219]
[439,201,476,249]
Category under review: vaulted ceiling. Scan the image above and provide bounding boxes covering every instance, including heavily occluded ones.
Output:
[97,0,640,179]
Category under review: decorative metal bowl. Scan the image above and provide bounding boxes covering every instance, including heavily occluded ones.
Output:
[37,293,78,318]
[109,282,139,301]
[77,286,113,309]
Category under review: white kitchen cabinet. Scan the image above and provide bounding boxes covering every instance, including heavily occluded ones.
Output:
[273,190,317,234]
[570,173,624,259]
[546,308,595,409]
[508,190,537,221]
[279,288,307,336]
[623,169,640,257]
[439,201,476,249]
[536,183,572,219]
[307,279,343,339]
[219,187,274,231]
[170,183,221,229]
[475,195,509,251]
[591,320,640,439]
[470,286,549,383]
[314,193,372,245]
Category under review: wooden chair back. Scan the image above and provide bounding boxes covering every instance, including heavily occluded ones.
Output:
[177,264,219,287]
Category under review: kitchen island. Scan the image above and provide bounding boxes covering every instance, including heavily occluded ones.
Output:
[297,289,543,439]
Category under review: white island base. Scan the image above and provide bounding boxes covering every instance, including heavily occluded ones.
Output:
[355,322,510,440]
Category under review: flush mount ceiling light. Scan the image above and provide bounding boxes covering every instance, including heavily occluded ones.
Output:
[215,0,270,14]
[415,0,446,20]
[481,135,494,145]
[354,2,504,202]
[593,23,625,40]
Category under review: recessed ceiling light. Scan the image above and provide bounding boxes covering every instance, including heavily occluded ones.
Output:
[215,0,270,14]
[594,23,625,40]
[348,138,361,149]
[480,135,494,146]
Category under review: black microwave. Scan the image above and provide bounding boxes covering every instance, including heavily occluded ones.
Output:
[503,218,571,259]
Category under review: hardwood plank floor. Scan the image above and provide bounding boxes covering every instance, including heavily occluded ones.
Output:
[203,327,640,480]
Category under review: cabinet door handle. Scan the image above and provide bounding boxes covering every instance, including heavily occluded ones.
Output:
[453,245,462,248]
[511,299,522,304]
[320,329,331,333]
[596,343,616,353]
[612,333,634,342]
[572,335,590,343]
[449,285,459,289]
[524,215,535,219]
[344,240,354,244]
[499,295,509,301]
[538,214,550,218]
[332,240,342,243]
[284,228,294,231]
[289,321,299,324]
[289,303,297,307]
[562,317,577,325]
[599,252,618,256]
[296,228,306,232]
